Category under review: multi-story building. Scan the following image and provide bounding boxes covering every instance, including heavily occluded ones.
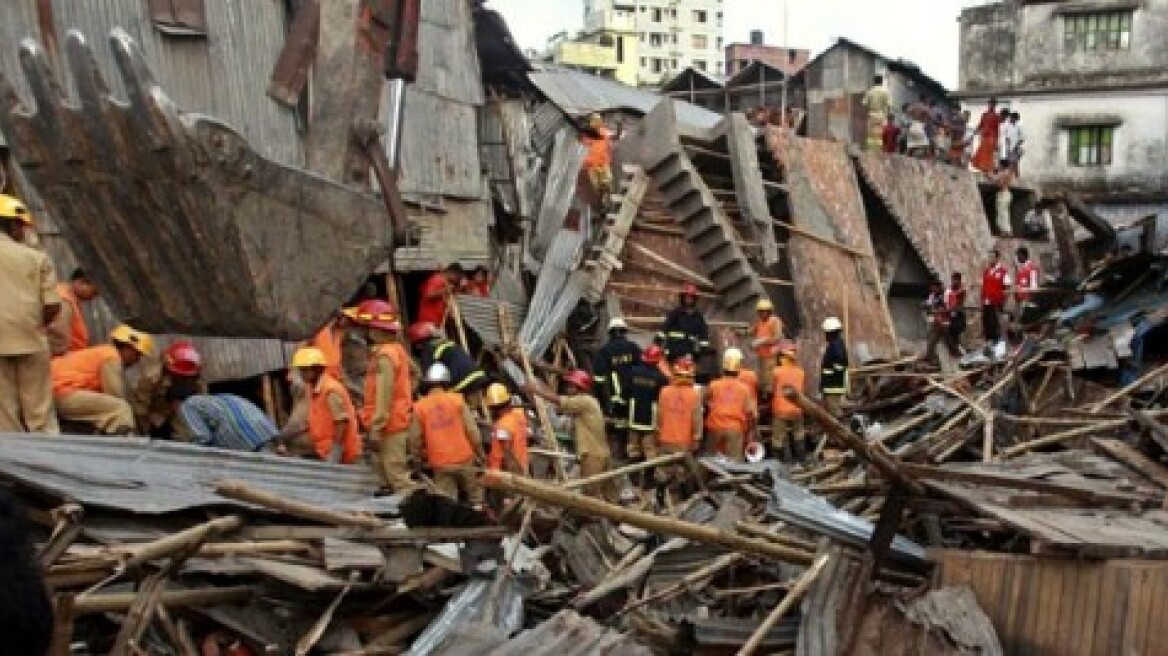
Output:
[546,6,639,85]
[583,0,725,86]
[725,30,809,77]
[958,0,1168,226]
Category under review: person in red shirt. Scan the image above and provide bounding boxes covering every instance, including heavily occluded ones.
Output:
[945,273,968,353]
[980,249,1010,345]
[881,113,901,154]
[1014,246,1041,327]
[463,266,491,297]
[416,263,464,327]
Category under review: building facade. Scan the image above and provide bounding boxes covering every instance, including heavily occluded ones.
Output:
[546,7,639,85]
[725,30,809,77]
[583,0,725,86]
[958,0,1168,224]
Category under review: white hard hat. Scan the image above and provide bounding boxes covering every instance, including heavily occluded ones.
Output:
[493,428,512,442]
[424,363,452,384]
[722,347,744,372]
[608,317,628,331]
[822,316,843,332]
[745,442,766,463]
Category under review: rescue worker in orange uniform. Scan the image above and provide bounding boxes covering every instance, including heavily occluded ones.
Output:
[409,363,485,506]
[349,300,415,491]
[654,356,702,490]
[770,341,807,462]
[486,382,528,475]
[528,370,614,500]
[704,349,758,461]
[0,194,61,433]
[579,113,614,199]
[725,347,759,404]
[51,325,153,435]
[49,268,99,356]
[283,347,362,464]
[751,298,784,402]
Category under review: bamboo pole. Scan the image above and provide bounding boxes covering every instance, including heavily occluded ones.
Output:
[215,481,382,529]
[1089,361,1168,412]
[737,554,832,656]
[482,472,814,564]
[120,516,243,571]
[73,587,253,615]
[563,451,688,490]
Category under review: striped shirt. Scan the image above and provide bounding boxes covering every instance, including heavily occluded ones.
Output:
[177,394,277,452]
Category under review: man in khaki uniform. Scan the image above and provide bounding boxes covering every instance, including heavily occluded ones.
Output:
[50,325,153,434]
[0,194,61,433]
[528,370,614,500]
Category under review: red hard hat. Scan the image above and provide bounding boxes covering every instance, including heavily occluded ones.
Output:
[681,283,699,297]
[163,341,202,377]
[563,369,593,392]
[407,322,438,344]
[351,299,400,331]
[673,356,696,377]
[642,345,664,364]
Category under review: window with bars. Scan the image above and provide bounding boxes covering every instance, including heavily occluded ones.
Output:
[1068,126,1114,167]
[1064,11,1132,51]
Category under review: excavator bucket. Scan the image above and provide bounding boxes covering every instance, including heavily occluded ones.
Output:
[0,30,392,340]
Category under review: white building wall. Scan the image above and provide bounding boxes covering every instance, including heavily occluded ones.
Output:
[585,0,724,85]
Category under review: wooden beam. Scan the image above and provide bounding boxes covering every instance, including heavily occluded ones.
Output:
[73,587,253,615]
[736,554,832,656]
[900,463,1148,506]
[563,452,688,490]
[215,481,381,529]
[628,242,716,288]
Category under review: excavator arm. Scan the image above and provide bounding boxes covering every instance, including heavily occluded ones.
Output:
[0,29,395,340]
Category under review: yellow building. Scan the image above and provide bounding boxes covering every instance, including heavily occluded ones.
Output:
[547,10,638,87]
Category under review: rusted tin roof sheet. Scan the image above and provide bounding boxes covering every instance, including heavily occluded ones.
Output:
[484,610,653,655]
[772,134,897,385]
[853,153,994,281]
[0,435,388,515]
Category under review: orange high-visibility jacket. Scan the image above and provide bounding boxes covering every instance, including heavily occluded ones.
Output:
[706,377,753,434]
[737,369,759,403]
[311,324,344,381]
[771,363,806,419]
[414,390,475,468]
[50,345,119,396]
[307,374,362,464]
[488,406,529,473]
[658,383,701,449]
[753,315,782,361]
[56,283,90,352]
[361,342,413,435]
[581,128,612,169]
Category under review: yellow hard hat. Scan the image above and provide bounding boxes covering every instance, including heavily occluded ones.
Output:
[291,346,328,369]
[722,347,744,372]
[0,194,33,225]
[756,298,774,312]
[109,324,155,356]
[485,383,511,407]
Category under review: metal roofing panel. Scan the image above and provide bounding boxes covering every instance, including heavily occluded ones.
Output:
[0,434,388,514]
[397,87,484,199]
[527,66,722,133]
[413,0,484,105]
[854,152,994,282]
[485,610,653,656]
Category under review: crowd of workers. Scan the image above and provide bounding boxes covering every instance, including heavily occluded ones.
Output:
[1,191,855,509]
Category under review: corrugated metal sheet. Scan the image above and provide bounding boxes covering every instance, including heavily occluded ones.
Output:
[0,0,302,166]
[406,577,524,655]
[853,153,994,282]
[531,128,585,259]
[485,610,652,655]
[528,65,721,135]
[519,229,585,359]
[772,134,898,387]
[478,99,533,218]
[933,549,1168,656]
[412,0,483,106]
[0,434,389,514]
[397,87,484,199]
[454,294,527,349]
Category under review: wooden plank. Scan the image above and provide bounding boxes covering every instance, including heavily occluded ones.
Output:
[238,557,349,591]
[1122,564,1154,655]
[322,538,386,572]
[1052,559,1079,656]
[1090,437,1168,489]
[1091,562,1120,656]
[1073,558,1101,656]
[901,462,1146,506]
[267,0,321,105]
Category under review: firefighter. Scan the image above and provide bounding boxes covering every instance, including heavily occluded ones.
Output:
[751,298,784,402]
[579,112,614,200]
[350,300,415,492]
[820,317,849,418]
[49,268,99,356]
[51,325,153,435]
[704,349,757,461]
[592,317,640,457]
[657,284,710,363]
[409,363,484,507]
[726,347,760,404]
[0,194,60,433]
[134,340,206,437]
[771,342,806,462]
[527,370,613,500]
[407,322,486,400]
[282,347,362,464]
[485,382,528,475]
[654,356,702,489]
[625,345,668,465]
